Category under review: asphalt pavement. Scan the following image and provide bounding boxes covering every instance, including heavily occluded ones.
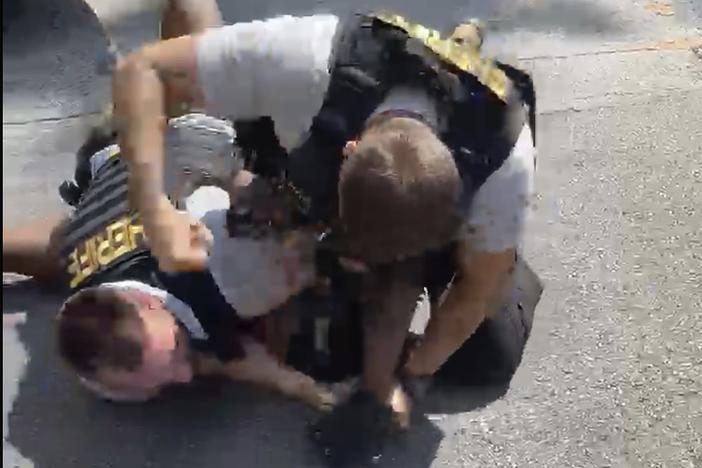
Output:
[3,1,701,467]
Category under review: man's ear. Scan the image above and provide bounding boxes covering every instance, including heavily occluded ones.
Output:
[125,290,163,311]
[343,140,359,158]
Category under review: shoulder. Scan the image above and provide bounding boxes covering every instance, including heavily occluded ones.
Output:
[461,124,536,252]
[196,14,340,66]
[195,14,340,149]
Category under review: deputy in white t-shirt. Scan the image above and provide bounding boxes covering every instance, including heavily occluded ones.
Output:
[112,10,537,462]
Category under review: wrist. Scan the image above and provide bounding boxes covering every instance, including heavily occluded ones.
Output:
[403,348,436,378]
[399,371,432,402]
[361,379,395,405]
[140,196,175,232]
[401,334,434,378]
[129,170,166,214]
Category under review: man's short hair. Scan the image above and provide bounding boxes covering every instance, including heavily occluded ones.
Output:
[57,287,145,379]
[339,117,461,264]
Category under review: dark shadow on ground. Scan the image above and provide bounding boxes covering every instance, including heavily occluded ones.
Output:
[1,166,539,468]
[4,250,542,466]
[3,281,446,468]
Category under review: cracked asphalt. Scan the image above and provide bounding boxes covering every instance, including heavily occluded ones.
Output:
[3,1,701,467]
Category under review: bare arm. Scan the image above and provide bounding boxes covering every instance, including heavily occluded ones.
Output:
[160,0,222,40]
[2,216,69,284]
[160,0,221,117]
[405,121,535,377]
[112,36,207,271]
[358,260,423,428]
[404,242,515,376]
[195,339,335,411]
[113,14,338,271]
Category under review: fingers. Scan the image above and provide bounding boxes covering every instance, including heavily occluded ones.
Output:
[387,384,412,430]
[154,214,210,273]
[320,379,412,429]
[189,219,214,249]
[314,385,338,413]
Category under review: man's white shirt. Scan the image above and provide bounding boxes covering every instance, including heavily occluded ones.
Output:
[90,116,314,319]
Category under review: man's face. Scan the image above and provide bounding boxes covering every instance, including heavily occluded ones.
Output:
[95,292,194,399]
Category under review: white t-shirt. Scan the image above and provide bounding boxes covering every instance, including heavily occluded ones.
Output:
[195,14,535,253]
[89,117,316,319]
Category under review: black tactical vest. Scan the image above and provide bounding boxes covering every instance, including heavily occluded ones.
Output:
[59,150,249,361]
[236,12,536,227]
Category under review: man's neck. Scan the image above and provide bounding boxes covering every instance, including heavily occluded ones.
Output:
[371,86,440,129]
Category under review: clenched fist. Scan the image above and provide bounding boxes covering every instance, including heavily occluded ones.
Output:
[146,198,213,272]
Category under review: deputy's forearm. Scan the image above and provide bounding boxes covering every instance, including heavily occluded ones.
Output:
[122,116,167,218]
[113,29,204,225]
[405,247,515,376]
[361,262,423,402]
[407,276,491,375]
[362,302,413,401]
[114,55,169,222]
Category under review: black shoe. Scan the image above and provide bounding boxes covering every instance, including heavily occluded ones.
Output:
[309,391,394,467]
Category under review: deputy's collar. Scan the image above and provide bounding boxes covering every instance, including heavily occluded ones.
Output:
[363,109,432,132]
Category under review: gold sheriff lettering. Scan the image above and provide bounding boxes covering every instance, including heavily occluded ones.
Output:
[67,213,148,288]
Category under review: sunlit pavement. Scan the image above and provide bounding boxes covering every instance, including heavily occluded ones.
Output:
[3,1,701,467]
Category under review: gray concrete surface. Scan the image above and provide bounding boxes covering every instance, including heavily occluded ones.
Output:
[3,0,702,467]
